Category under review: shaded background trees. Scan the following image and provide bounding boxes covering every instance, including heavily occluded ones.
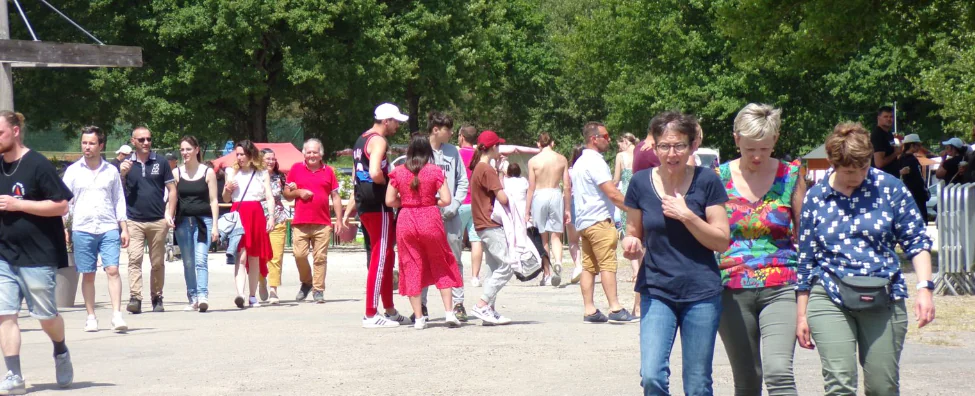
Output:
[7,0,975,159]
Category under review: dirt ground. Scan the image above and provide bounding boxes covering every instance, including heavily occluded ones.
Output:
[11,246,975,395]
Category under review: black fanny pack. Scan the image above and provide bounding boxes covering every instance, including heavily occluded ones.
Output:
[834,276,891,311]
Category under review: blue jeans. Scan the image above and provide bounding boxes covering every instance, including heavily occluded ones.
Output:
[0,259,57,320]
[174,217,213,302]
[71,229,121,273]
[640,293,723,396]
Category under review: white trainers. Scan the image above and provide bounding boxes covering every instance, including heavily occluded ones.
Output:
[83,316,98,332]
[0,371,25,394]
[414,316,428,330]
[445,312,461,328]
[362,315,400,329]
[471,276,481,287]
[384,310,410,325]
[111,313,128,332]
[492,309,512,325]
[539,275,552,287]
[471,304,500,325]
[249,296,261,308]
[571,265,583,284]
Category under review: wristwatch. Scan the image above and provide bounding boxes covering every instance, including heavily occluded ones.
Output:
[916,280,934,291]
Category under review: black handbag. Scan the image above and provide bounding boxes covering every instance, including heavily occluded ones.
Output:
[834,276,892,311]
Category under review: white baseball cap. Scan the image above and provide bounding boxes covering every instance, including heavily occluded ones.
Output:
[902,134,921,144]
[942,137,966,148]
[374,103,409,122]
[115,144,133,155]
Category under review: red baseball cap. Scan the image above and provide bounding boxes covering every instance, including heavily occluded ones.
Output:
[477,130,505,149]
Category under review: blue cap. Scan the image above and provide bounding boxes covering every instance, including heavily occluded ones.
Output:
[942,137,965,148]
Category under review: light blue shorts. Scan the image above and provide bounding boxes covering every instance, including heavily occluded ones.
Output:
[458,204,480,243]
[72,229,121,273]
[0,259,58,320]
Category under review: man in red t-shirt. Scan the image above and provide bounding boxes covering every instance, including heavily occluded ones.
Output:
[283,139,345,303]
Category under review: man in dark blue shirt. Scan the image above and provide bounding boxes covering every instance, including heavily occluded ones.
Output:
[120,127,176,314]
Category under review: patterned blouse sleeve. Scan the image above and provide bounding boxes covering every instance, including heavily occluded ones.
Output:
[890,183,932,258]
[795,191,819,292]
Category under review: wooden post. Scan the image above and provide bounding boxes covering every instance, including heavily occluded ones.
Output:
[1,0,14,111]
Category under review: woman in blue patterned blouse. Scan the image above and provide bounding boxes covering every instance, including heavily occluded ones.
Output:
[795,122,936,396]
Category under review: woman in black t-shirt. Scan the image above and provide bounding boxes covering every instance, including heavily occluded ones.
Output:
[621,112,730,395]
[937,139,968,184]
[172,136,219,313]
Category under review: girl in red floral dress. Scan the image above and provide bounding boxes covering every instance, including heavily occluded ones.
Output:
[386,134,462,329]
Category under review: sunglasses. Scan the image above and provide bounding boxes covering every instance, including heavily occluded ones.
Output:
[136,137,152,143]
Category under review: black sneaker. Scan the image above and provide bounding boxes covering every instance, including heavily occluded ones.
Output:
[584,310,609,324]
[608,308,639,324]
[126,297,142,314]
[409,305,429,322]
[234,296,245,309]
[295,283,312,301]
[151,296,165,312]
[453,304,469,322]
[313,291,325,304]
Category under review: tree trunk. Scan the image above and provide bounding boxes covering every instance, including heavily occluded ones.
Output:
[238,31,283,143]
[406,82,420,133]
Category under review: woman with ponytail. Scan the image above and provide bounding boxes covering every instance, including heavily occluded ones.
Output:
[385,134,462,329]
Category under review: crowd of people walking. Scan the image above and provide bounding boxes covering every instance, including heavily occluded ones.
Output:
[0,101,943,394]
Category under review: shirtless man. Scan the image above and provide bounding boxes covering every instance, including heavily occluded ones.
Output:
[526,133,570,286]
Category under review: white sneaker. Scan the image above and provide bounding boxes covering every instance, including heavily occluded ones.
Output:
[471,304,500,325]
[111,314,128,332]
[571,266,583,284]
[471,276,481,287]
[445,312,461,328]
[385,311,410,325]
[414,316,428,330]
[492,309,512,325]
[539,275,552,287]
[83,316,98,332]
[249,296,261,308]
[362,315,400,329]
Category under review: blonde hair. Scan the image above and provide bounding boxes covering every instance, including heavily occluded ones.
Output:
[0,111,25,129]
[734,103,781,141]
[825,122,873,169]
[619,133,638,145]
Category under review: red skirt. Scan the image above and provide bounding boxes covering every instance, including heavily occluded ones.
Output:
[231,200,272,277]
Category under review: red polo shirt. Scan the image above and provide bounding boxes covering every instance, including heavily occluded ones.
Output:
[286,162,339,226]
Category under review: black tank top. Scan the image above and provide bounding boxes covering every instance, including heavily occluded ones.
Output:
[352,132,390,213]
[177,167,211,217]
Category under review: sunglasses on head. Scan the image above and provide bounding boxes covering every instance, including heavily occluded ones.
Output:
[136,137,152,143]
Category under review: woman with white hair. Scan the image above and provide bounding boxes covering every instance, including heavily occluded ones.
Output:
[716,103,805,395]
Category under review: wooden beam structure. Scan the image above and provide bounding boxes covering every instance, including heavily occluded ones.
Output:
[0,0,143,110]
[0,39,143,68]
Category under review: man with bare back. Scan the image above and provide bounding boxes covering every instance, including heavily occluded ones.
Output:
[526,133,569,287]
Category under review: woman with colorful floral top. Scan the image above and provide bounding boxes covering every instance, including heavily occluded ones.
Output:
[717,104,805,395]
[796,122,935,396]
[260,148,290,304]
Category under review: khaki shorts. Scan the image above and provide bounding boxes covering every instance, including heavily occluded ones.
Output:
[580,219,618,274]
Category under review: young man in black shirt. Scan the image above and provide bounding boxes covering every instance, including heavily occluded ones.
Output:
[0,111,74,392]
[870,106,902,176]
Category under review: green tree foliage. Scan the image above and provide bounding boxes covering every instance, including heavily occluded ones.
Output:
[7,0,975,159]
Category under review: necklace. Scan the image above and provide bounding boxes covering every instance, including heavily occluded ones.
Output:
[1,154,22,177]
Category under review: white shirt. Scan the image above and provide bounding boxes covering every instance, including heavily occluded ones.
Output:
[231,168,267,202]
[63,158,127,235]
[570,149,614,231]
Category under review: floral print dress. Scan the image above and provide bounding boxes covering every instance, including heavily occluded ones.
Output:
[718,160,801,289]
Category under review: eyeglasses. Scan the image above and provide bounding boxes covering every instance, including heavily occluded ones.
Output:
[655,143,689,153]
[594,133,610,141]
[136,137,152,143]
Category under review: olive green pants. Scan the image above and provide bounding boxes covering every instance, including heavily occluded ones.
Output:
[718,286,798,396]
[807,285,908,396]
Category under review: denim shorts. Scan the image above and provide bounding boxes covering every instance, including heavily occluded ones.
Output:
[458,204,480,243]
[0,259,58,320]
[72,229,121,273]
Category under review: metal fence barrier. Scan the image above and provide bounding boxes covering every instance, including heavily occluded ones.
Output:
[935,182,975,295]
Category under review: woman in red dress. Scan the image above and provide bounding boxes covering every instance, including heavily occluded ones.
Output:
[386,134,463,329]
[222,140,274,309]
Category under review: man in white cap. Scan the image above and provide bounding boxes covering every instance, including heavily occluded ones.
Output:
[342,102,411,328]
[937,137,969,184]
[898,133,929,219]
[109,145,133,170]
